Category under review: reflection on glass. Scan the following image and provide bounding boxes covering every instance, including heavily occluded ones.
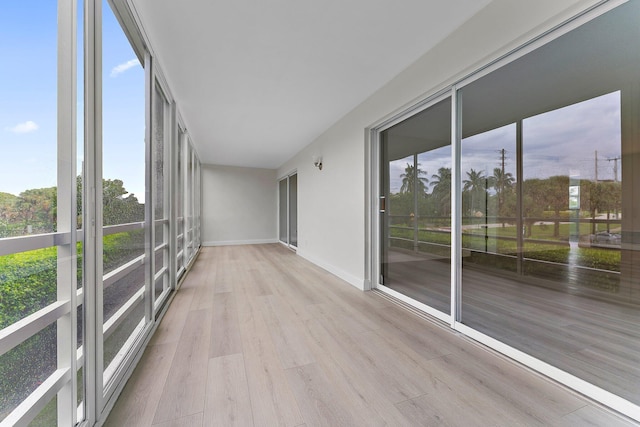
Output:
[381,97,452,315]
[460,0,639,406]
[461,124,517,272]
[522,92,622,288]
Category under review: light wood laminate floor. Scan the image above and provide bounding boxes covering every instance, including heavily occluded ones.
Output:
[105,244,635,426]
[385,249,640,405]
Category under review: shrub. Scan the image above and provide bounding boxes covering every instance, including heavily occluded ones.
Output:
[0,247,57,329]
[0,229,146,418]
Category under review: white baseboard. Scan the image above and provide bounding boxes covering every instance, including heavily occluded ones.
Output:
[296,249,365,290]
[203,238,278,247]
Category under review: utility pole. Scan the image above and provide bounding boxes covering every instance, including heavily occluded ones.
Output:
[608,156,621,182]
[595,150,598,183]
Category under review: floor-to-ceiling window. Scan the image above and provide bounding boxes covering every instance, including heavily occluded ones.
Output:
[184,140,198,264]
[458,1,638,413]
[373,1,640,420]
[0,0,201,424]
[178,132,200,272]
[100,0,148,398]
[176,126,186,280]
[380,96,452,319]
[0,1,79,425]
[279,173,298,249]
[152,80,171,308]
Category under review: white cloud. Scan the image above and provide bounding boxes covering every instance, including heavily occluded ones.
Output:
[110,58,140,77]
[6,120,39,134]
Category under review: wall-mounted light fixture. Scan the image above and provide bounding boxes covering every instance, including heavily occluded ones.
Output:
[313,156,323,170]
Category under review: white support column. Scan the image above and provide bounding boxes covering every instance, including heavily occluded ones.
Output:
[83,0,103,423]
[57,0,78,424]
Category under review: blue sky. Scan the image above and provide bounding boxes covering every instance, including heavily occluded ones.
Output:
[0,0,145,201]
[389,91,621,194]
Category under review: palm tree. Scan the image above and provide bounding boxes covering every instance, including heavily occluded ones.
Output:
[430,167,451,216]
[463,168,487,214]
[399,163,428,194]
[492,167,515,225]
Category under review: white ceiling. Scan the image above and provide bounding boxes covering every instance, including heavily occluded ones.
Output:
[130,0,491,168]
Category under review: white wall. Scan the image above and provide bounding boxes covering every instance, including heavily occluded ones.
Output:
[202,164,277,246]
[277,0,602,289]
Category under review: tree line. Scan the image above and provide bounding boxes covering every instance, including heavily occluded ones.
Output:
[0,178,144,238]
[391,163,622,237]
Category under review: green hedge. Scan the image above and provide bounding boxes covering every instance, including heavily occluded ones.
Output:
[0,229,145,418]
[0,247,57,329]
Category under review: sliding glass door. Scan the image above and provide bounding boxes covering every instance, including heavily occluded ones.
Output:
[458,1,638,410]
[373,0,640,419]
[380,96,451,318]
[279,173,297,248]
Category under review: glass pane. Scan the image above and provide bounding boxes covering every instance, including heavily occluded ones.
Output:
[153,83,169,302]
[102,0,147,386]
[461,124,517,273]
[103,296,145,371]
[0,1,57,238]
[0,324,56,422]
[104,229,145,274]
[177,131,184,273]
[460,0,640,405]
[186,146,194,261]
[28,396,57,427]
[288,174,298,247]
[381,97,452,315]
[0,248,57,325]
[279,179,288,243]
